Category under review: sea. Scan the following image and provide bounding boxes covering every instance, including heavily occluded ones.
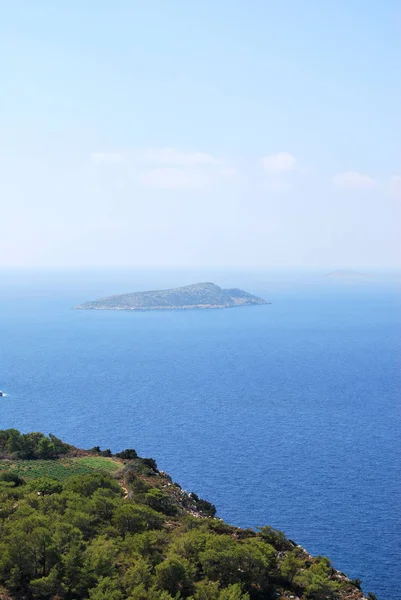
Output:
[0,268,400,600]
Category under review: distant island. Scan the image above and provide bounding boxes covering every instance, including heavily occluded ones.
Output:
[327,270,369,279]
[75,282,268,311]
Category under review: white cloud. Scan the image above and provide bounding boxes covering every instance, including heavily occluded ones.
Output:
[332,171,375,190]
[261,152,297,173]
[389,175,401,199]
[137,148,221,167]
[91,147,235,190]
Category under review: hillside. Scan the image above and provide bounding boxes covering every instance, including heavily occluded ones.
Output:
[75,282,267,311]
[0,430,375,600]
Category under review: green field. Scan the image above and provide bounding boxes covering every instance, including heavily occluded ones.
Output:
[0,456,122,482]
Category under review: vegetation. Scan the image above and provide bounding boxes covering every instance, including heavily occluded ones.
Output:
[0,457,120,482]
[0,430,69,460]
[0,430,369,600]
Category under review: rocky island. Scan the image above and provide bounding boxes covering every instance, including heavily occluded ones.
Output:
[75,282,267,311]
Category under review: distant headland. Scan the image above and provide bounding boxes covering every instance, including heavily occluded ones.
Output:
[75,282,268,312]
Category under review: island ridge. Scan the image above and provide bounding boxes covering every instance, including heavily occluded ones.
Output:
[75,282,267,311]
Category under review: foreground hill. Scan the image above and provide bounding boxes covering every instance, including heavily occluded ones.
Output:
[0,430,374,600]
[75,282,267,311]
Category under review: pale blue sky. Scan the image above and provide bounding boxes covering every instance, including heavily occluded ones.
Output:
[1,0,400,268]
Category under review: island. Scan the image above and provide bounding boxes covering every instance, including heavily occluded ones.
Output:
[75,282,268,311]
[0,429,374,600]
[327,270,369,279]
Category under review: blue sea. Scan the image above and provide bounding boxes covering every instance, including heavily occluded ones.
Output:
[1,268,400,600]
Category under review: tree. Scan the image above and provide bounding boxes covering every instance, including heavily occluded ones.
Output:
[169,529,211,564]
[200,535,275,590]
[89,488,119,521]
[258,525,292,551]
[145,489,177,516]
[116,449,138,459]
[280,550,303,583]
[30,566,61,599]
[123,557,152,592]
[61,542,90,597]
[88,576,123,600]
[84,536,119,578]
[192,580,220,600]
[155,556,195,596]
[219,584,250,600]
[5,566,24,595]
[194,498,216,518]
[297,558,342,600]
[36,437,55,459]
[128,586,174,600]
[113,504,163,536]
[28,526,58,577]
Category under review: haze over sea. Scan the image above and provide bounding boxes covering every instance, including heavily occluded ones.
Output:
[1,268,400,600]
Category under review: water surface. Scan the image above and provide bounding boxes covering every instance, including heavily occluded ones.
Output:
[1,268,400,599]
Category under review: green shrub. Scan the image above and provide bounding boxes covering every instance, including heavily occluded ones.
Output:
[116,449,138,460]
[0,471,24,487]
[297,558,342,600]
[27,477,63,495]
[64,473,121,497]
[145,489,177,516]
[258,525,293,551]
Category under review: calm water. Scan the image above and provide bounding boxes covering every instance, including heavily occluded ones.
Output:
[1,269,400,599]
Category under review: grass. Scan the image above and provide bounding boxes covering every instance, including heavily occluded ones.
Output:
[0,456,122,482]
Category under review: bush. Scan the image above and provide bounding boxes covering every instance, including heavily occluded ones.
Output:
[27,478,63,495]
[195,498,216,518]
[0,472,25,487]
[141,458,158,472]
[144,489,177,516]
[116,449,138,460]
[258,526,293,551]
[65,473,121,497]
[297,558,342,600]
[350,578,363,589]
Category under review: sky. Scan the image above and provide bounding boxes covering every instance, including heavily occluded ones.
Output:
[0,0,400,269]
